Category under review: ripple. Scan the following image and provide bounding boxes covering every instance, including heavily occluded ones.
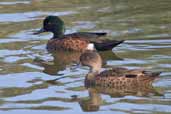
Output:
[0,49,31,57]
[0,11,77,22]
[31,44,46,50]
[9,29,52,40]
[3,56,28,63]
[21,63,44,70]
[5,85,88,102]
[150,55,171,59]
[73,21,96,30]
[116,44,152,51]
[0,39,27,44]
[154,78,171,88]
[145,34,171,38]
[127,39,171,44]
[0,72,52,88]
[107,59,147,66]
[158,64,171,68]
[9,28,81,41]
[111,28,143,37]
[97,7,111,13]
[0,1,30,5]
[118,39,171,52]
[109,103,171,113]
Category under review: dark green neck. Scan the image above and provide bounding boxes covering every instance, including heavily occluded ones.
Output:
[52,25,65,38]
[53,30,64,38]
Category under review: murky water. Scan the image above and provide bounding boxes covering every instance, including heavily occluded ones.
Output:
[0,0,171,114]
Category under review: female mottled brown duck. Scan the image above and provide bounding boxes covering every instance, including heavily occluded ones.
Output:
[80,49,161,88]
[34,16,124,52]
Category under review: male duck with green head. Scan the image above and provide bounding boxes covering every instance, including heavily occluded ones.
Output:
[34,16,124,52]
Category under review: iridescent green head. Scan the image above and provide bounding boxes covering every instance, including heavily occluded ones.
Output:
[34,16,65,38]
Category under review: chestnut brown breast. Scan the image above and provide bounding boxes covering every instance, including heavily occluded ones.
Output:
[47,36,89,52]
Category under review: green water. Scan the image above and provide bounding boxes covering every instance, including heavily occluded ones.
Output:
[0,0,171,114]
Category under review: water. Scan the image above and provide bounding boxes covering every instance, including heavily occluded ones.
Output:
[0,0,171,114]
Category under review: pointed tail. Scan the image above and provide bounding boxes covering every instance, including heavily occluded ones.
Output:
[143,71,162,77]
[93,40,124,51]
[151,72,162,77]
[142,71,161,82]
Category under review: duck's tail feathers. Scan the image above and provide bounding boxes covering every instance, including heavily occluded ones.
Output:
[94,40,124,51]
[142,71,161,82]
[150,71,162,77]
[143,71,162,77]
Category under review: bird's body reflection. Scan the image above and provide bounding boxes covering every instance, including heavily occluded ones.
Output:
[34,50,122,75]
[79,83,162,112]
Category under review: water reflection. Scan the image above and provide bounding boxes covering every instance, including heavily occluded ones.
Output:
[0,1,30,5]
[34,50,122,75]
[0,11,77,23]
[79,82,163,112]
[0,77,63,98]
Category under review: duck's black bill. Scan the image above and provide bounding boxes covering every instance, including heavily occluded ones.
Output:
[33,28,46,35]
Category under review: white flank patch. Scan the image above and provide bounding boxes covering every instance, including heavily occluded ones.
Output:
[86,43,95,50]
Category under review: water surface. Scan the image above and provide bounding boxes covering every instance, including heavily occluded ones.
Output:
[0,0,171,114]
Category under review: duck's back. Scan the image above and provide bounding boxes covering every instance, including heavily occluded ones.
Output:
[46,32,106,51]
[46,32,124,51]
[86,67,160,88]
[47,35,89,51]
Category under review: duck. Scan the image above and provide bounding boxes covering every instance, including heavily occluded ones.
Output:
[33,15,124,52]
[79,47,161,88]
